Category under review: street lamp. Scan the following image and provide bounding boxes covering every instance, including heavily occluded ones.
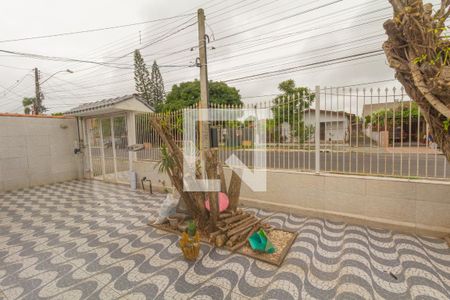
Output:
[41,69,74,85]
[31,68,74,115]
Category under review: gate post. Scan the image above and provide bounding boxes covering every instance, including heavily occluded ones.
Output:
[85,118,94,178]
[315,86,321,174]
[99,120,106,180]
[126,112,137,170]
[110,116,119,182]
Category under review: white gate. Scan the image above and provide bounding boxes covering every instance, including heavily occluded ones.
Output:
[85,115,129,183]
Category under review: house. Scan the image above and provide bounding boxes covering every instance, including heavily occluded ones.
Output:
[65,94,153,183]
[303,108,355,143]
[361,100,425,146]
[361,100,411,119]
[65,94,153,117]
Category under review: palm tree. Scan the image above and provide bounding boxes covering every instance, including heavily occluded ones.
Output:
[22,97,35,115]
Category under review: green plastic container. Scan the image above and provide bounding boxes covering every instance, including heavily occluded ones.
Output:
[248,229,276,254]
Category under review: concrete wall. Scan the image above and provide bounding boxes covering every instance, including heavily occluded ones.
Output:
[132,160,450,237]
[132,160,171,192]
[0,115,82,191]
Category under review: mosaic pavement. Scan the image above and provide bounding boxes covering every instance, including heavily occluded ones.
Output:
[0,180,449,300]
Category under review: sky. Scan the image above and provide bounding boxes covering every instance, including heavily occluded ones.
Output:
[0,0,409,113]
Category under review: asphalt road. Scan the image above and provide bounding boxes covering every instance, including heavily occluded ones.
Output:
[219,150,450,179]
[89,147,450,180]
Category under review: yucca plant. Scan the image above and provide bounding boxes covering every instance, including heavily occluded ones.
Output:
[156,145,175,174]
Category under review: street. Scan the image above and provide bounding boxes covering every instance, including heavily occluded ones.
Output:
[90,147,450,180]
[220,150,450,179]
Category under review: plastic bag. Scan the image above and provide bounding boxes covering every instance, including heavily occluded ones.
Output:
[153,193,178,224]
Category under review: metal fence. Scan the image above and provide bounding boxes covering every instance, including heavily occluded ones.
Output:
[135,86,449,181]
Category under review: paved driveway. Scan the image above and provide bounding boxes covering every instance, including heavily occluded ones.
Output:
[0,180,449,299]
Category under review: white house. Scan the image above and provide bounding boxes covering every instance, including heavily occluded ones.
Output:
[303,108,354,143]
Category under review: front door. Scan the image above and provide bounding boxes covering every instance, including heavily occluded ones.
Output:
[320,123,326,141]
[85,115,129,183]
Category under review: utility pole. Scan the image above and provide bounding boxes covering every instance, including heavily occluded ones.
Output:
[197,8,210,153]
[198,8,219,228]
[33,67,43,115]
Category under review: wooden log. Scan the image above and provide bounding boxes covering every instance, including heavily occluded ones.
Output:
[227,226,252,245]
[227,213,275,239]
[230,225,261,251]
[218,226,227,232]
[215,234,227,247]
[222,213,249,225]
[226,218,260,238]
[210,229,224,239]
[219,212,233,220]
[216,221,225,227]
[228,215,256,230]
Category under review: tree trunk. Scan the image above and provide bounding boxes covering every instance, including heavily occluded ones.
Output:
[217,161,227,193]
[383,0,450,162]
[394,72,450,162]
[149,115,208,224]
[228,170,242,211]
[148,113,244,233]
[205,149,220,232]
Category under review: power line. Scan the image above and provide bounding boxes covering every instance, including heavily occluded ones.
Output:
[213,0,343,43]
[147,0,340,63]
[0,64,32,71]
[0,13,195,44]
[2,71,33,95]
[223,50,385,83]
[68,48,385,92]
[0,1,395,110]
[41,36,385,96]
[0,8,205,111]
[0,49,135,69]
[163,34,384,84]
[242,79,399,100]
[210,38,384,78]
[69,5,389,86]
[242,93,279,99]
[211,6,389,52]
[208,16,389,64]
[163,4,389,67]
[23,12,198,81]
[28,0,349,89]
[116,17,198,60]
[64,17,198,76]
[332,79,398,88]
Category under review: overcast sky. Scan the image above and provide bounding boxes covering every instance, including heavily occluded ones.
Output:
[0,0,409,113]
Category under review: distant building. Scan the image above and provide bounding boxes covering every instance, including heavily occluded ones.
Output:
[361,100,425,145]
[303,109,355,143]
[361,100,412,119]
